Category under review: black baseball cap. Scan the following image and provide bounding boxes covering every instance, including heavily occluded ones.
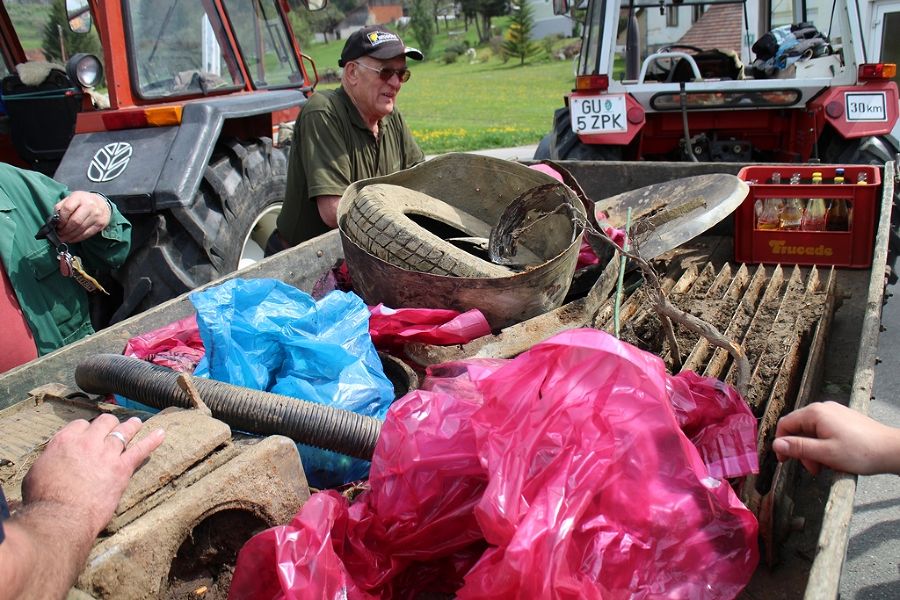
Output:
[338,26,424,67]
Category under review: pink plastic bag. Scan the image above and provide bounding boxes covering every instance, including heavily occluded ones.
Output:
[460,329,758,598]
[667,370,759,479]
[122,314,204,372]
[230,329,759,600]
[367,304,491,351]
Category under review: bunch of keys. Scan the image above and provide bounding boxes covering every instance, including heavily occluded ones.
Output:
[35,212,109,295]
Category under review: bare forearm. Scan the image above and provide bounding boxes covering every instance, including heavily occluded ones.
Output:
[0,502,97,600]
[316,195,341,229]
[876,426,900,475]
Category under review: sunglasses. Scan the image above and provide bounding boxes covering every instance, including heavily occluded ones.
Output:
[353,61,411,83]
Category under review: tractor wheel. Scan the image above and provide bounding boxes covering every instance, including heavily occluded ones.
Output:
[342,183,513,278]
[821,133,900,282]
[112,138,287,321]
[535,107,625,161]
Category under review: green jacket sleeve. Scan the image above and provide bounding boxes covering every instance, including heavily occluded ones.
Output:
[76,195,132,272]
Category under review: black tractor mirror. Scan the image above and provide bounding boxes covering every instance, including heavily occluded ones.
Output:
[306,0,328,11]
[552,0,569,15]
[65,0,91,34]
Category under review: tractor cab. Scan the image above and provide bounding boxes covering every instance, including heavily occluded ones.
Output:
[0,0,331,325]
[0,0,324,175]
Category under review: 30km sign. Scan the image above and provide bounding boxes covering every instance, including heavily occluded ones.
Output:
[570,95,627,134]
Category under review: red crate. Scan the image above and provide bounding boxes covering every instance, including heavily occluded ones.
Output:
[734,165,881,268]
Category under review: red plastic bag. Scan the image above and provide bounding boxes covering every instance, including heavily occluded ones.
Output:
[230,329,758,599]
[230,367,494,599]
[460,329,758,598]
[667,370,759,479]
[367,304,491,351]
[122,314,204,372]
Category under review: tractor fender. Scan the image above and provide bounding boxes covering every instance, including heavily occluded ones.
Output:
[809,81,900,140]
[54,90,306,213]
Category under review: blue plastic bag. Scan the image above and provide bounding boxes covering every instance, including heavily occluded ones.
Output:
[190,278,394,488]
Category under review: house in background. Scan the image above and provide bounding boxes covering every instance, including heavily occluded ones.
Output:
[331,0,405,42]
[529,0,576,39]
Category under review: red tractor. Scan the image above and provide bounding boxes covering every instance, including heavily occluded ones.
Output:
[0,0,324,322]
[535,0,899,165]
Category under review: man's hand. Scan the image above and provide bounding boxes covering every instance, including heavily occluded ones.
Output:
[22,414,165,537]
[1,415,164,600]
[773,401,900,476]
[54,191,112,243]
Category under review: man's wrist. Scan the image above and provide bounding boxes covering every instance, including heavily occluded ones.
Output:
[91,191,114,225]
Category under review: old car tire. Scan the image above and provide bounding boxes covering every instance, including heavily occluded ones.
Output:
[542,107,625,161]
[114,138,287,320]
[342,183,513,278]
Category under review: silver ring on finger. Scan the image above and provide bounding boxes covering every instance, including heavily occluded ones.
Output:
[107,430,128,448]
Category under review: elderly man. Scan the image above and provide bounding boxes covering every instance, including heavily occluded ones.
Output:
[267,25,425,253]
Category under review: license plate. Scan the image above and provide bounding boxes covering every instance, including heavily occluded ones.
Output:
[570,95,627,134]
[845,92,887,122]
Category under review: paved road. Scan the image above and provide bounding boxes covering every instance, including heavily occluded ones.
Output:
[425,144,538,162]
[839,281,900,599]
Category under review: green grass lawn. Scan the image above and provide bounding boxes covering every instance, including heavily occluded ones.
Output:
[302,27,578,154]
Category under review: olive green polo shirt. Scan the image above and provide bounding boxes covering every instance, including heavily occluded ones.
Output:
[277,86,424,245]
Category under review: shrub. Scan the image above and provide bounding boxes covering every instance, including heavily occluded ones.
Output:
[443,49,460,64]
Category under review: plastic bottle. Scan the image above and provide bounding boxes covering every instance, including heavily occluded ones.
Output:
[826,169,850,231]
[780,173,804,230]
[802,172,826,231]
[756,172,783,230]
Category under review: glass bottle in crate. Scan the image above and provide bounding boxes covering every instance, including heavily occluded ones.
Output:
[780,173,804,230]
[826,170,850,231]
[756,172,782,230]
[850,170,868,229]
[802,172,827,231]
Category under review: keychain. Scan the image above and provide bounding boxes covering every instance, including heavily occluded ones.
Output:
[35,212,109,295]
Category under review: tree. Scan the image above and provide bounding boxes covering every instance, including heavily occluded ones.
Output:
[431,0,455,31]
[502,0,539,65]
[41,0,101,64]
[307,5,346,42]
[409,0,436,59]
[460,0,509,44]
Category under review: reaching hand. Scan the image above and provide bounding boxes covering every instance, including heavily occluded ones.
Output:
[54,191,112,243]
[21,414,165,537]
[773,401,900,476]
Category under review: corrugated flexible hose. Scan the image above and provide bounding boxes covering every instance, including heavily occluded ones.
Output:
[75,354,382,460]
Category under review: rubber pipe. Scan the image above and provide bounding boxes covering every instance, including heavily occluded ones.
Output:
[75,354,382,460]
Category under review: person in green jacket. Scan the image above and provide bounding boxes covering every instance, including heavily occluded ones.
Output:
[0,163,131,372]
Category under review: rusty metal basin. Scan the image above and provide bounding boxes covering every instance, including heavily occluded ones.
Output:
[337,153,585,329]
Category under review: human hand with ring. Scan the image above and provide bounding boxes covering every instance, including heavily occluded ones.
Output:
[21,414,165,538]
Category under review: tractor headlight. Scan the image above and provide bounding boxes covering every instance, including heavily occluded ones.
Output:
[66,53,103,88]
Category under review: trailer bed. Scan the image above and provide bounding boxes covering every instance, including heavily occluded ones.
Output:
[0,159,893,599]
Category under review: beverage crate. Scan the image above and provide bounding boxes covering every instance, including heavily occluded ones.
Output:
[734,165,881,268]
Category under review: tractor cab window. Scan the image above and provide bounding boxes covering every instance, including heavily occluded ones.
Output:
[4,0,104,72]
[611,0,747,83]
[125,0,243,99]
[221,0,305,88]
